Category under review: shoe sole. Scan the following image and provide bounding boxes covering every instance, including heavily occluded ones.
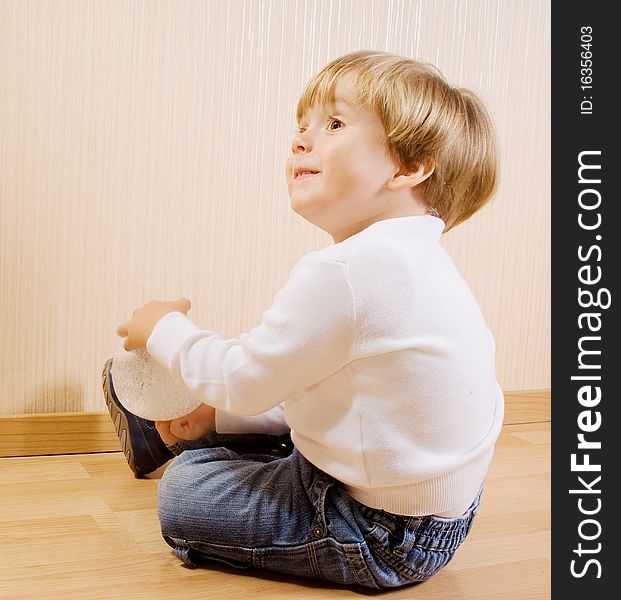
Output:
[102,358,140,477]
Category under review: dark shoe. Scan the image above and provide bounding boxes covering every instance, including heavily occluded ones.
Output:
[101,358,174,477]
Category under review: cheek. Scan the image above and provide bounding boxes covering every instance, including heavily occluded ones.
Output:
[324,145,387,191]
[285,155,296,193]
[322,147,357,187]
[285,155,293,180]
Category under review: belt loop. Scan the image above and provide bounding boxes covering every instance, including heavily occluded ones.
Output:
[393,517,417,557]
[309,471,335,533]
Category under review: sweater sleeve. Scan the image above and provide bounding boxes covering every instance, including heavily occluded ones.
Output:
[214,404,290,436]
[146,255,357,417]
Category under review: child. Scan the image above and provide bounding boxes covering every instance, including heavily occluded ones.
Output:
[103,50,503,589]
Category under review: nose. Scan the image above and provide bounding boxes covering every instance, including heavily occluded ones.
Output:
[291,131,311,154]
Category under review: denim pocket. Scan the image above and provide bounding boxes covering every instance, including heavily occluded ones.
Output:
[355,499,479,587]
[363,522,456,584]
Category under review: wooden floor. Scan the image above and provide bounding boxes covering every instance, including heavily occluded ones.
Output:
[0,422,550,599]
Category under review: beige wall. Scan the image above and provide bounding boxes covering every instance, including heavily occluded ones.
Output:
[0,0,550,415]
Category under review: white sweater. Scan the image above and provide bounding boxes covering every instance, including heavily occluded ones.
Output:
[147,215,504,517]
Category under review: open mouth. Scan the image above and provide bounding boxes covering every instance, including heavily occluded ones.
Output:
[294,169,320,179]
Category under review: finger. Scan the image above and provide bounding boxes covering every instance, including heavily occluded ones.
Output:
[176,298,191,312]
[169,419,186,440]
[171,418,197,440]
[155,421,179,445]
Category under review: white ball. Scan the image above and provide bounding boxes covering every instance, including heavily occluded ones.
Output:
[111,339,202,421]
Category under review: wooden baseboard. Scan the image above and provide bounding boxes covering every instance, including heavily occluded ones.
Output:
[0,389,550,458]
[0,412,122,458]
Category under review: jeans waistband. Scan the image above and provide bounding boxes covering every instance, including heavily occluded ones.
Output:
[358,486,482,552]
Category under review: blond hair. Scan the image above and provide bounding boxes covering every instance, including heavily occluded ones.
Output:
[296,51,498,231]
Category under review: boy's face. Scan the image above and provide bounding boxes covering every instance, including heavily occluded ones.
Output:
[286,74,403,242]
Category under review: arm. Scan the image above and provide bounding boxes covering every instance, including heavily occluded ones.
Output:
[146,255,357,417]
[157,404,288,444]
[214,403,289,436]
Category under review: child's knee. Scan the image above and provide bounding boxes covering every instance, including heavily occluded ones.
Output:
[156,448,236,537]
[157,453,198,536]
[157,459,182,533]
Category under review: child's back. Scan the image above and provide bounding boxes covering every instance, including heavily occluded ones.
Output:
[284,214,503,517]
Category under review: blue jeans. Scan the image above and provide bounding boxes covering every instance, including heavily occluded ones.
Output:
[158,434,481,590]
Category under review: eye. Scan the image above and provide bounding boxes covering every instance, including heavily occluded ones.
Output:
[293,116,342,135]
[327,117,343,131]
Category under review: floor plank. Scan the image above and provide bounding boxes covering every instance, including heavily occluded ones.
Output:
[0,422,550,599]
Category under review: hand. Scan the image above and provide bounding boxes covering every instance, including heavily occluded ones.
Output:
[155,404,216,444]
[155,420,183,446]
[117,298,191,351]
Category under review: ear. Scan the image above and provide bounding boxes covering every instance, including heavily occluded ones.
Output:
[387,160,435,192]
